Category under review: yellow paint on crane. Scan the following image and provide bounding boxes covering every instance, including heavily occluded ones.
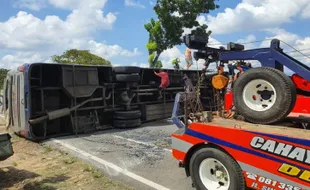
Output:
[212,75,229,89]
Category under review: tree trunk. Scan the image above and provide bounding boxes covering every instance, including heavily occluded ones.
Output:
[151,53,160,68]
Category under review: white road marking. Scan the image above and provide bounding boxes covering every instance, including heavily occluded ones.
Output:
[51,138,171,190]
[111,134,172,153]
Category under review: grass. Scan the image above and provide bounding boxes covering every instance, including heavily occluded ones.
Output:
[43,145,53,153]
[83,164,103,178]
[0,133,134,190]
[62,157,77,164]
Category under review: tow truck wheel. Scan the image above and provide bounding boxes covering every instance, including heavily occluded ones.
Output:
[233,67,296,124]
[189,148,245,190]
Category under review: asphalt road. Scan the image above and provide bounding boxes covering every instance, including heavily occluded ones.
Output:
[47,120,194,190]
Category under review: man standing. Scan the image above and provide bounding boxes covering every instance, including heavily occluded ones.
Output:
[185,48,193,70]
[154,70,170,99]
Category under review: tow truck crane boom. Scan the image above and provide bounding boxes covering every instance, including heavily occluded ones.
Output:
[170,34,310,190]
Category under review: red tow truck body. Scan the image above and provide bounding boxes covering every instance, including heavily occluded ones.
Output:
[171,118,309,190]
[171,91,310,190]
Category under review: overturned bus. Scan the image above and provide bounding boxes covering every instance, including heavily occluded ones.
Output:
[2,63,218,141]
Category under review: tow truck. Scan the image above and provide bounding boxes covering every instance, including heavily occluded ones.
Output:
[171,35,310,190]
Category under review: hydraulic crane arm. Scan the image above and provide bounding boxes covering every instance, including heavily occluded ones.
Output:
[184,35,310,81]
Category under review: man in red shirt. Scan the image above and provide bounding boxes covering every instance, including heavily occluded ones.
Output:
[154,70,170,99]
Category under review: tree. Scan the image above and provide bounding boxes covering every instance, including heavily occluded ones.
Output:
[172,58,181,70]
[0,68,9,90]
[144,0,219,68]
[51,49,112,66]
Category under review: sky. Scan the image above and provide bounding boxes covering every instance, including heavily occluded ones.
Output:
[0,0,310,71]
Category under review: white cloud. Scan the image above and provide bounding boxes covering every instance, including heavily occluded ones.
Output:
[130,62,149,68]
[124,0,145,8]
[203,0,310,35]
[236,34,257,50]
[13,0,46,11]
[48,0,108,10]
[159,47,184,69]
[0,52,44,69]
[208,37,224,49]
[149,1,155,6]
[0,1,142,69]
[301,4,310,19]
[88,41,141,58]
[257,29,310,74]
[0,5,116,50]
[260,28,300,48]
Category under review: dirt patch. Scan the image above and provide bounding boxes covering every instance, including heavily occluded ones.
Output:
[0,116,8,133]
[0,135,134,190]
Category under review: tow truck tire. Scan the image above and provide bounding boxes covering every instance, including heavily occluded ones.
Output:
[113,66,140,74]
[113,110,141,120]
[115,74,140,82]
[233,67,296,124]
[113,118,141,129]
[189,148,245,190]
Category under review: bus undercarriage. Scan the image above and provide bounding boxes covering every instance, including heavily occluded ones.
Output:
[3,63,218,141]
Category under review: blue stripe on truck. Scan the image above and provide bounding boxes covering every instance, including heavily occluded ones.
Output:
[185,129,308,170]
[247,131,310,147]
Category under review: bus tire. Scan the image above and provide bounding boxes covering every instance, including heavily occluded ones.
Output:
[233,67,296,124]
[115,74,140,82]
[189,147,245,190]
[113,118,141,129]
[113,66,140,74]
[113,110,141,120]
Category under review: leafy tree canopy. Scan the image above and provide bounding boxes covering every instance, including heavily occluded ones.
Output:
[0,68,9,90]
[145,0,219,68]
[172,58,181,70]
[51,49,111,66]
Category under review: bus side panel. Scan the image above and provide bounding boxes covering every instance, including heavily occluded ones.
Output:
[9,71,26,133]
[19,71,26,133]
[22,64,31,138]
[175,123,309,190]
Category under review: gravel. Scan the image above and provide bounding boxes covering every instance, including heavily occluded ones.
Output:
[79,121,176,166]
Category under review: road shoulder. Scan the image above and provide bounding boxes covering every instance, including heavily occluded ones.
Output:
[0,134,133,190]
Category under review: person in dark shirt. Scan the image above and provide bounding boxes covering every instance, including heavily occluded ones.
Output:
[154,70,170,99]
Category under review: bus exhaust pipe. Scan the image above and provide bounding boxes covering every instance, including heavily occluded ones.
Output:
[29,108,71,125]
[28,98,104,125]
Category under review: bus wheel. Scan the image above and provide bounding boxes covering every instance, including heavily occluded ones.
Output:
[189,148,245,190]
[113,66,140,74]
[115,74,140,82]
[113,118,141,129]
[113,110,141,120]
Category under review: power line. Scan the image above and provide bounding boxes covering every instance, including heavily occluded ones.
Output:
[279,40,310,61]
[208,39,309,49]
[285,48,310,54]
[206,38,310,61]
[290,54,310,58]
[207,39,272,46]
